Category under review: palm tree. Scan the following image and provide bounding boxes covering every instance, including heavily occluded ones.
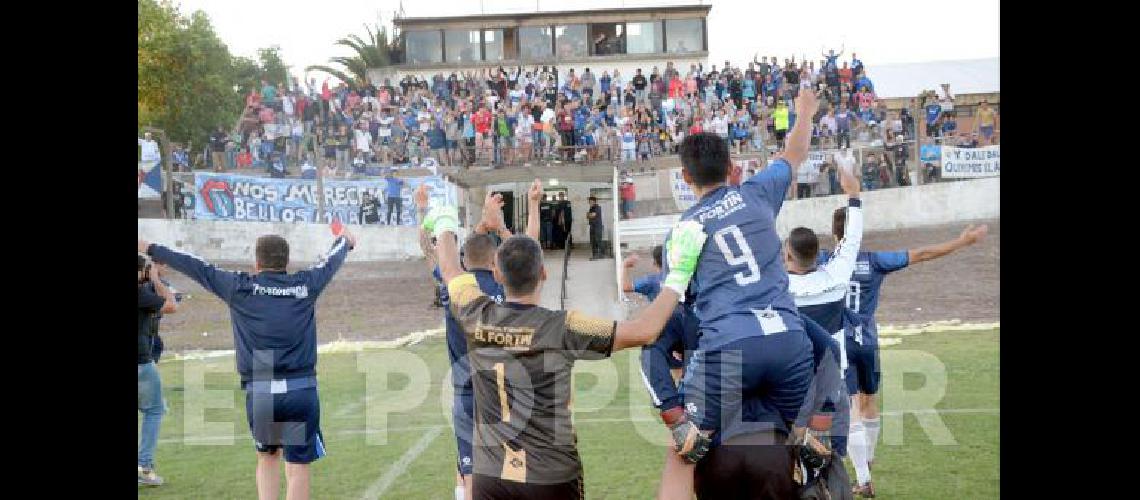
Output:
[306,22,400,87]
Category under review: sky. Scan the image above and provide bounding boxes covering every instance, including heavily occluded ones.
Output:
[173,0,999,83]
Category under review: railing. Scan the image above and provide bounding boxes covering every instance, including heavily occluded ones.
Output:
[559,239,572,311]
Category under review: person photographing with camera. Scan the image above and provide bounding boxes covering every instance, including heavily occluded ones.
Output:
[138,254,178,486]
[138,227,356,500]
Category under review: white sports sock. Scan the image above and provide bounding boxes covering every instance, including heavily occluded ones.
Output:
[864,417,881,462]
[848,420,871,485]
[455,485,465,500]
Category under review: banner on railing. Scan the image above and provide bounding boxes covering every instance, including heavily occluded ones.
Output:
[671,159,769,210]
[795,151,832,184]
[193,173,455,225]
[920,144,942,163]
[941,145,999,178]
[670,168,697,211]
[138,161,162,199]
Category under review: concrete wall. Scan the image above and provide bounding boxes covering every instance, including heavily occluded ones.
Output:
[619,177,1000,249]
[137,219,445,263]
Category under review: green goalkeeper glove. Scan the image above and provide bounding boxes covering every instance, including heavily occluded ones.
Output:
[663,220,708,299]
[422,205,459,239]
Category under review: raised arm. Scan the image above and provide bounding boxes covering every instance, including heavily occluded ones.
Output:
[621,254,639,293]
[612,221,706,351]
[142,239,239,302]
[908,224,988,265]
[414,184,437,272]
[525,178,542,241]
[782,87,819,168]
[817,169,863,284]
[308,229,355,286]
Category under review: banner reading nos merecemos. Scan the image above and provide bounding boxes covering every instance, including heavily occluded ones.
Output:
[941,145,999,178]
[193,173,453,225]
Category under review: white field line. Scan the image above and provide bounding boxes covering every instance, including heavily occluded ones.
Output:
[166,328,445,361]
[161,408,998,444]
[358,426,443,500]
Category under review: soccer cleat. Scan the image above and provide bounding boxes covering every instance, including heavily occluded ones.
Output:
[852,481,875,498]
[138,466,164,486]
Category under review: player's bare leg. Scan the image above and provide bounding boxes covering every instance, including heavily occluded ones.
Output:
[255,450,282,500]
[284,462,310,500]
[656,448,695,500]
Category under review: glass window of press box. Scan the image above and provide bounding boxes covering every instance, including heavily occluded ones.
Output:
[405,30,443,64]
[555,24,587,58]
[664,18,704,53]
[589,23,624,56]
[625,21,662,54]
[445,29,482,63]
[519,26,553,59]
[484,29,519,62]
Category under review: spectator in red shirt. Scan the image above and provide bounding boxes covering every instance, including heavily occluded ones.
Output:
[619,175,636,219]
[258,106,275,125]
[839,62,853,86]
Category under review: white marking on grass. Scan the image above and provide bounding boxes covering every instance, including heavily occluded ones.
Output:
[159,408,1000,444]
[358,426,442,500]
[165,328,445,361]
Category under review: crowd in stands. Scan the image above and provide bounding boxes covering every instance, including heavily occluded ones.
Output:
[161,47,996,189]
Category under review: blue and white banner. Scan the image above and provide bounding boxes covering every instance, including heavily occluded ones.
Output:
[941,145,999,178]
[920,144,942,163]
[138,161,162,199]
[194,173,455,225]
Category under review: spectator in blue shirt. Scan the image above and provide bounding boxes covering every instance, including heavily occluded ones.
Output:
[924,96,943,138]
[384,169,406,225]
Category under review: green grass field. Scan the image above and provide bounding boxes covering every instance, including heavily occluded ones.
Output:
[140,328,999,499]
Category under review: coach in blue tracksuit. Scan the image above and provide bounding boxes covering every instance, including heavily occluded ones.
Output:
[138,231,354,500]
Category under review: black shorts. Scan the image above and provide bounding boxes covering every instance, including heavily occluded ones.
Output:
[472,474,582,500]
[775,129,788,142]
[694,431,797,500]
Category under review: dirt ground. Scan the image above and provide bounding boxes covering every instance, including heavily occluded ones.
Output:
[622,219,1000,325]
[157,219,997,353]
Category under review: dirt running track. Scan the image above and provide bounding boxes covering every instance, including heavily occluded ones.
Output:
[156,220,998,353]
[622,219,1000,325]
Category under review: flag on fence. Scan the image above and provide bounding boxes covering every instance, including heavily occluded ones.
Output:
[138,161,162,199]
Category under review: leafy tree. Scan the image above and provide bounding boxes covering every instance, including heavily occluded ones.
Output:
[306,22,399,88]
[138,0,294,144]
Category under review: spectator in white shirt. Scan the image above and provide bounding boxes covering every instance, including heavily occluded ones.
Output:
[354,124,373,158]
[820,110,838,147]
[138,132,161,165]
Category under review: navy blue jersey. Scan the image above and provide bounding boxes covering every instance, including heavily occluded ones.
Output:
[666,158,803,351]
[819,249,908,336]
[150,237,351,383]
[632,272,664,302]
[434,266,504,388]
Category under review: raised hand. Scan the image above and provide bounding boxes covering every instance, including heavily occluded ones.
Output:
[528,178,543,204]
[959,224,989,245]
[414,184,431,210]
[623,254,639,268]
